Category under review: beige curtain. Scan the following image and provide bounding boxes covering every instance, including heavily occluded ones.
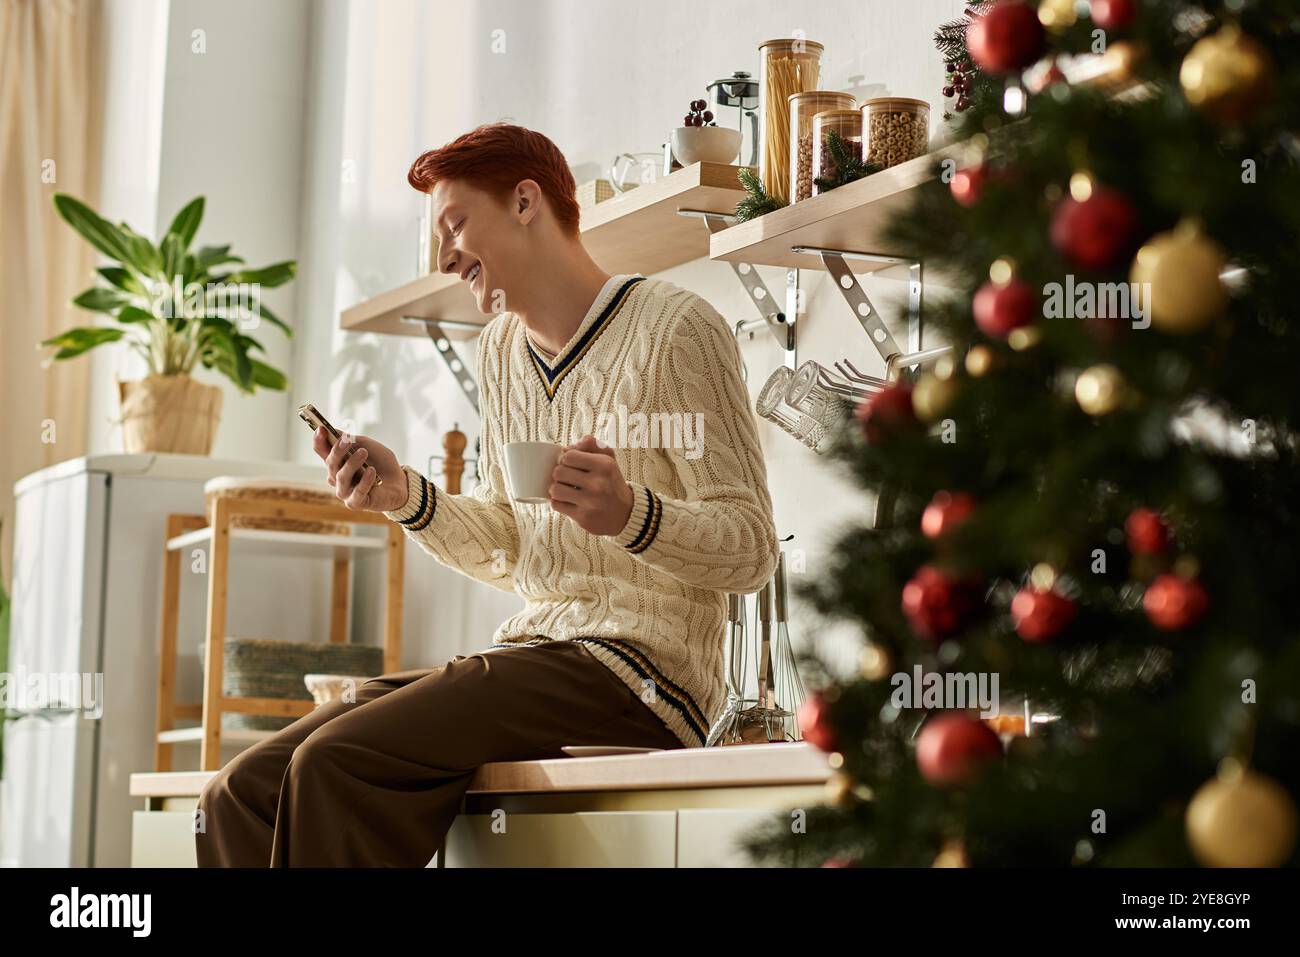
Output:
[0,0,104,589]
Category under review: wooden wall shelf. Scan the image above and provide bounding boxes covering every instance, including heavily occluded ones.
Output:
[708,149,956,274]
[339,161,751,339]
[707,50,1140,276]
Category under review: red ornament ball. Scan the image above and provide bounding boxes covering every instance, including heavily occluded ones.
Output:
[966,2,1047,74]
[950,165,987,207]
[798,692,838,753]
[1091,0,1137,31]
[855,382,917,445]
[1144,574,1209,631]
[1011,586,1076,642]
[1050,186,1141,271]
[973,278,1037,338]
[916,713,1004,786]
[921,491,977,539]
[901,564,982,639]
[1125,508,1170,555]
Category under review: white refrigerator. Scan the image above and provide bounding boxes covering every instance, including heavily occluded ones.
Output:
[2,453,334,867]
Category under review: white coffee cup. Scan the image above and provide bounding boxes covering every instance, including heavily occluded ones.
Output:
[503,441,563,503]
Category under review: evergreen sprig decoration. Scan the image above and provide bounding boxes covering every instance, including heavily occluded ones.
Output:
[812,129,882,193]
[734,166,787,222]
[935,2,995,117]
[934,2,995,61]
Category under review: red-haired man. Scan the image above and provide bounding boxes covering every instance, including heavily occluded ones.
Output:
[197,123,776,867]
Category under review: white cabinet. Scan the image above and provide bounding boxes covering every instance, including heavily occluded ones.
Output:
[443,811,677,867]
[677,809,781,867]
[131,811,198,868]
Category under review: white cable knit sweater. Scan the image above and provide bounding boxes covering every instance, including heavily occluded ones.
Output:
[383,273,778,747]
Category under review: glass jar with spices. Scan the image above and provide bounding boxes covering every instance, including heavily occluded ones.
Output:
[811,109,864,196]
[788,91,855,203]
[861,97,931,169]
[757,38,824,206]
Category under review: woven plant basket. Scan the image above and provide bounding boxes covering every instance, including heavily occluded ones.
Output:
[116,373,222,454]
[216,637,384,731]
[203,476,351,536]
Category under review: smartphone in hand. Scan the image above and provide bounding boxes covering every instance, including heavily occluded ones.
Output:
[298,402,342,445]
[297,403,383,486]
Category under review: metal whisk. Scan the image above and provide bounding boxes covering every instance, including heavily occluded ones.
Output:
[705,594,752,747]
[769,552,807,741]
[705,550,807,745]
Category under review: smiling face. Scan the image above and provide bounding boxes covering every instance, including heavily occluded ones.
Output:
[429,177,539,315]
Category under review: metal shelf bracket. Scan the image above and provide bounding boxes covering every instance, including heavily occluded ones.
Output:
[400,316,481,414]
[790,246,942,380]
[679,209,796,367]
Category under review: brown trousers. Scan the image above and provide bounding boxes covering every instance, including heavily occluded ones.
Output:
[195,640,683,867]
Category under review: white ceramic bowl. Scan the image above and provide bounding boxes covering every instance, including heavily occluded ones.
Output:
[670,125,742,166]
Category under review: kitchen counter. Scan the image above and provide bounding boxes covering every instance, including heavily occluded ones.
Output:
[130,742,832,866]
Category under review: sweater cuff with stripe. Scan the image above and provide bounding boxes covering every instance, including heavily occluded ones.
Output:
[613,482,663,554]
[384,464,438,531]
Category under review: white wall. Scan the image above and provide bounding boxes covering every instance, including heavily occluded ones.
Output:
[89,0,312,462]
[289,0,957,675]
[154,0,312,461]
[87,0,170,454]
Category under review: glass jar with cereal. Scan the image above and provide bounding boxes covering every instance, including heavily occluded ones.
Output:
[861,97,931,169]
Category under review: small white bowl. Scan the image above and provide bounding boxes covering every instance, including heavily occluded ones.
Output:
[670,125,742,166]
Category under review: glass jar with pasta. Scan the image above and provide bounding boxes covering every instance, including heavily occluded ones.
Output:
[788,91,855,203]
[757,38,824,206]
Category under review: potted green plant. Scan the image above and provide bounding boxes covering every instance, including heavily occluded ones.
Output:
[41,194,296,454]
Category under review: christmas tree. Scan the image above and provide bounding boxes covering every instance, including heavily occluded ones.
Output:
[745,0,1300,867]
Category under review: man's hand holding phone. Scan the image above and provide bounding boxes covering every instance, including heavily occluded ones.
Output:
[313,428,408,512]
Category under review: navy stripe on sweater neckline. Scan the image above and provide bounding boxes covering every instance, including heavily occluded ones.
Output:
[524,275,645,401]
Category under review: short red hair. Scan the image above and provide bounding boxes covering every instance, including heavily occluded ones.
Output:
[408,123,580,237]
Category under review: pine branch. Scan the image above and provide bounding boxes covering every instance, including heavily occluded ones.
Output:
[812,129,882,193]
[734,166,786,221]
[934,1,995,61]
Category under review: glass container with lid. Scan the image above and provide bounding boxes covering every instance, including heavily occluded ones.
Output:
[757,38,824,205]
[787,90,854,203]
[861,96,931,169]
[811,109,864,196]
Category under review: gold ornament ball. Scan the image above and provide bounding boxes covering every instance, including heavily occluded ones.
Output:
[932,839,969,868]
[859,642,894,681]
[1098,41,1145,87]
[1037,0,1076,32]
[825,771,856,808]
[1186,766,1298,868]
[912,371,960,422]
[1008,326,1042,352]
[1075,364,1126,416]
[965,345,996,378]
[1179,24,1276,124]
[825,771,873,809]
[1130,223,1229,334]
